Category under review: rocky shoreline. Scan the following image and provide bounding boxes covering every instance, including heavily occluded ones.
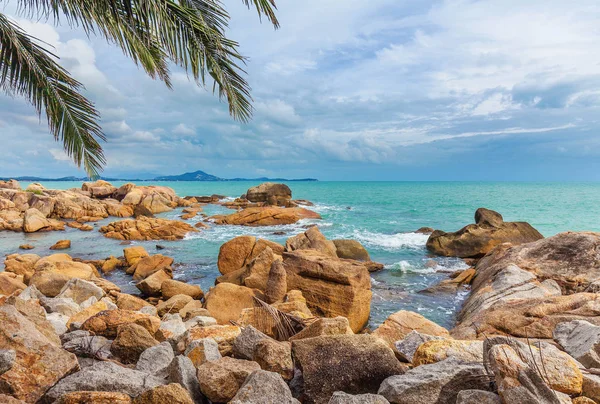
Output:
[0,180,599,403]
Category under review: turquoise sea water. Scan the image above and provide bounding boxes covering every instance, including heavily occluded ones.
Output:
[2,181,599,329]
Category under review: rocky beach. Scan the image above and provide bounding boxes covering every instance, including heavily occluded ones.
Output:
[0,179,599,404]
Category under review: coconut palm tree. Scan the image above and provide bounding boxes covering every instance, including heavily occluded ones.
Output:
[0,0,278,177]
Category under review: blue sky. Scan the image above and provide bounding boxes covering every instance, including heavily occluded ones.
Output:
[2,0,600,180]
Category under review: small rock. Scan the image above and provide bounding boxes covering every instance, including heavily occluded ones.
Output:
[329,392,390,404]
[50,240,71,250]
[196,357,261,403]
[157,294,193,317]
[412,339,483,366]
[56,278,105,304]
[161,279,204,300]
[19,244,35,250]
[0,349,16,375]
[233,325,270,359]
[230,370,299,404]
[394,331,445,363]
[167,355,203,404]
[110,323,160,364]
[63,334,112,360]
[133,383,193,404]
[136,341,175,378]
[185,316,217,329]
[185,338,221,368]
[180,324,241,356]
[56,391,132,403]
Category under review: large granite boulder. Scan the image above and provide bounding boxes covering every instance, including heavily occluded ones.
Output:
[426,208,543,258]
[245,183,292,206]
[554,320,600,368]
[230,370,299,404]
[204,283,260,325]
[284,250,372,332]
[210,207,321,226]
[81,309,161,338]
[196,357,261,403]
[132,383,193,404]
[286,226,338,258]
[332,239,370,261]
[0,305,79,403]
[372,311,450,352]
[292,334,405,404]
[100,216,197,241]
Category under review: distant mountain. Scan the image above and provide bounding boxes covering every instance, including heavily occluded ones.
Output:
[154,170,223,181]
[1,170,318,182]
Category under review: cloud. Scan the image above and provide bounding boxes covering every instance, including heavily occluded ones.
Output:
[173,123,196,136]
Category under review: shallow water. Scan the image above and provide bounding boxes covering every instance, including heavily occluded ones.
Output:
[1,181,599,329]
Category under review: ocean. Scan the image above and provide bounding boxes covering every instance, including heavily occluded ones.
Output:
[2,181,599,329]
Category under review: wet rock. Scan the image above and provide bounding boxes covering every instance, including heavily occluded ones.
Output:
[426,208,543,258]
[284,250,372,332]
[167,355,203,404]
[111,323,160,364]
[204,283,260,325]
[50,240,71,250]
[100,216,197,241]
[44,361,165,401]
[230,370,299,404]
[211,206,321,226]
[286,226,338,257]
[328,392,390,404]
[196,357,261,403]
[136,341,174,378]
[378,358,490,404]
[332,240,370,261]
[293,334,405,404]
[373,310,450,352]
[0,305,79,403]
[161,279,203,300]
[553,320,600,369]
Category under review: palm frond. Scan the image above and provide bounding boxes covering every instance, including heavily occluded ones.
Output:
[0,13,105,177]
[240,0,279,28]
[250,296,306,341]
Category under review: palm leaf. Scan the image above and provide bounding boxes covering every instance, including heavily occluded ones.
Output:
[250,296,307,341]
[0,13,105,177]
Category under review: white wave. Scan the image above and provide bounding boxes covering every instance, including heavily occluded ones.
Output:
[309,203,347,213]
[352,230,428,251]
[385,260,438,274]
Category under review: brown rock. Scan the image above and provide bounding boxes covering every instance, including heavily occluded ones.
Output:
[81,309,160,338]
[124,246,149,266]
[426,208,543,258]
[289,317,353,340]
[0,272,26,296]
[179,300,210,320]
[333,239,371,261]
[136,269,172,296]
[204,283,260,325]
[161,279,203,300]
[218,235,256,275]
[292,334,405,404]
[413,339,483,366]
[111,323,160,364]
[244,247,279,291]
[211,206,321,226]
[18,244,34,250]
[5,295,61,345]
[133,383,193,404]
[0,305,79,403]
[50,240,71,250]
[252,339,294,380]
[283,250,372,332]
[56,391,132,404]
[115,293,153,311]
[100,216,197,241]
[245,183,292,206]
[373,310,450,350]
[286,226,338,257]
[196,357,261,403]
[132,255,174,280]
[156,294,193,317]
[181,325,241,356]
[0,179,20,189]
[4,253,40,283]
[67,301,108,329]
[264,260,287,304]
[101,256,122,274]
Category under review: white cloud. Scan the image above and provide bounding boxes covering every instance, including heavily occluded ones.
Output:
[48,149,71,162]
[173,123,196,136]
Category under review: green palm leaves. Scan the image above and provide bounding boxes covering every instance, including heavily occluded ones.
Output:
[0,0,278,177]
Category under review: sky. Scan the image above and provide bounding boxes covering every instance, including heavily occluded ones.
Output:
[2,0,600,181]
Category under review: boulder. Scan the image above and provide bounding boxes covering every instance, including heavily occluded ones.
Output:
[81,309,161,338]
[167,355,203,404]
[0,179,20,189]
[23,208,60,233]
[245,182,292,205]
[230,370,299,404]
[181,325,241,356]
[157,294,193,317]
[265,260,288,304]
[5,295,62,345]
[132,384,193,404]
[196,357,261,403]
[233,326,270,360]
[455,390,501,404]
[110,323,160,364]
[44,361,165,401]
[40,296,81,317]
[218,236,257,275]
[394,331,445,363]
[333,240,370,261]
[66,301,108,330]
[0,272,27,296]
[329,392,390,404]
[4,253,40,283]
[293,334,405,404]
[554,320,600,368]
[62,333,112,360]
[378,358,490,404]
[0,305,79,403]
[124,246,150,266]
[56,278,104,304]
[244,247,280,291]
[179,300,210,320]
[289,317,353,341]
[204,283,260,325]
[135,341,174,378]
[412,339,483,366]
[132,255,174,280]
[286,226,338,258]
[56,391,132,403]
[156,314,187,344]
[100,216,197,241]
[426,208,543,258]
[372,311,450,351]
[136,269,172,296]
[284,250,372,332]
[49,240,71,251]
[161,280,203,300]
[101,256,123,273]
[185,338,222,368]
[582,374,600,403]
[253,338,294,380]
[115,293,153,311]
[211,206,321,226]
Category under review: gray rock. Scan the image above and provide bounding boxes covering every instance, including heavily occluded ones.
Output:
[61,330,90,343]
[230,370,299,404]
[583,373,600,403]
[163,313,182,322]
[56,278,104,304]
[185,316,217,329]
[136,341,174,378]
[455,390,501,404]
[100,297,118,310]
[79,296,98,309]
[140,305,158,316]
[77,356,101,369]
[554,320,600,368]
[329,391,390,403]
[40,296,80,317]
[394,331,444,363]
[184,338,221,364]
[378,358,490,404]
[44,361,165,401]
[233,325,270,359]
[167,355,204,404]
[62,334,112,360]
[0,349,16,375]
[159,316,187,345]
[19,284,44,300]
[46,312,69,336]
